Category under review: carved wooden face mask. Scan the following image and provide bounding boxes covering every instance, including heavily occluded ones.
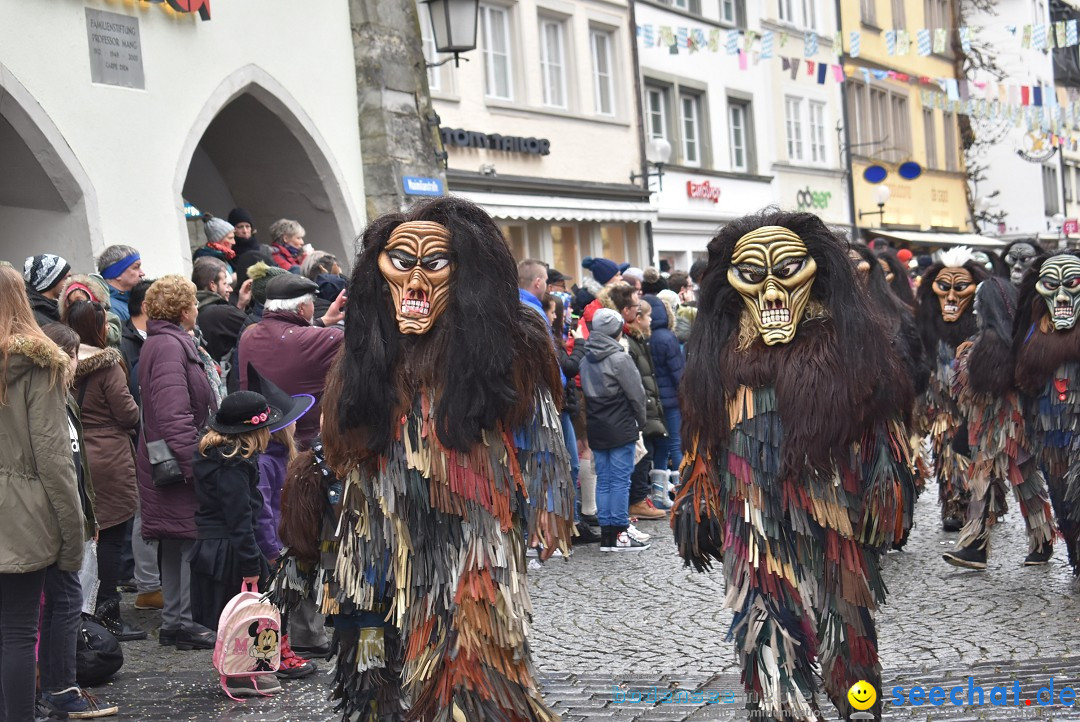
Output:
[1005,242,1038,286]
[1037,255,1080,330]
[378,221,453,335]
[932,267,975,322]
[728,226,817,345]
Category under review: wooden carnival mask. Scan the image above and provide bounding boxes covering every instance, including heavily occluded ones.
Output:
[932,267,975,322]
[378,221,453,335]
[1037,255,1080,330]
[728,226,817,345]
[1005,242,1038,286]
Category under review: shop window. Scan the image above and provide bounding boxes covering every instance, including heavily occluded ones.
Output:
[590,29,615,116]
[600,224,627,263]
[501,223,527,261]
[550,225,578,273]
[480,5,514,101]
[539,18,568,109]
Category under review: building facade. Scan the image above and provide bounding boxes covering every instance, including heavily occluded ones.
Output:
[0,0,368,275]
[840,0,972,244]
[422,0,652,283]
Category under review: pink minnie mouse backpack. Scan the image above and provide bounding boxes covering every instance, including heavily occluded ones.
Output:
[212,582,282,699]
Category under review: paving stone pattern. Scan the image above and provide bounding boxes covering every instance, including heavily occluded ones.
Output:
[99,492,1080,720]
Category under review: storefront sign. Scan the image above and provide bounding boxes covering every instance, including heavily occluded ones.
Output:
[440,128,551,156]
[796,187,831,211]
[85,9,144,89]
[142,0,211,20]
[402,176,445,197]
[1064,218,1079,235]
[686,180,721,204]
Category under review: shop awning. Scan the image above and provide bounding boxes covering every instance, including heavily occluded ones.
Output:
[870,230,1007,249]
[455,190,657,223]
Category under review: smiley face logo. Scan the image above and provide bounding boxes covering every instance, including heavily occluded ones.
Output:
[848,680,877,711]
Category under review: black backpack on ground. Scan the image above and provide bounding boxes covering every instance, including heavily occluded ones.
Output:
[76,614,124,687]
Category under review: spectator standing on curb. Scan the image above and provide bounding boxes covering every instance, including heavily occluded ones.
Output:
[579,308,648,552]
[645,293,685,487]
[268,219,310,272]
[0,266,84,722]
[23,253,71,327]
[191,257,250,365]
[193,215,237,275]
[97,246,144,322]
[136,276,218,651]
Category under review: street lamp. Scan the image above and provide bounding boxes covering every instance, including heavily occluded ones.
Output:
[858,184,891,226]
[423,0,480,68]
[630,138,673,190]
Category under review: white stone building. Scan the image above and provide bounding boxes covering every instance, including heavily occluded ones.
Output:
[0,0,366,275]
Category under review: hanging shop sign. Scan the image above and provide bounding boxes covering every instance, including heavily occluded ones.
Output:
[796,186,832,211]
[686,180,721,204]
[1017,131,1058,162]
[402,176,445,197]
[1065,218,1079,235]
[440,128,551,156]
[85,9,145,89]
[143,0,211,20]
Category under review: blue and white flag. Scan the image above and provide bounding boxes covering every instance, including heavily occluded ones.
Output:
[849,30,860,58]
[805,31,818,57]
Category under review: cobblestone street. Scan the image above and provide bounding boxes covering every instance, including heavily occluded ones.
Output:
[98,490,1080,720]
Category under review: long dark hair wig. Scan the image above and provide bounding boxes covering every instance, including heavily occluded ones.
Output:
[682,210,913,475]
[915,257,988,355]
[1013,251,1080,394]
[851,244,928,396]
[875,248,916,307]
[329,196,561,461]
[967,277,1018,396]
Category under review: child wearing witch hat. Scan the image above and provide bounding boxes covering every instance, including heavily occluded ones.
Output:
[187,389,311,659]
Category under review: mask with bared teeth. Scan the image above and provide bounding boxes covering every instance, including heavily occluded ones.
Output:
[932,268,975,322]
[1036,254,1080,330]
[378,220,453,335]
[728,225,817,345]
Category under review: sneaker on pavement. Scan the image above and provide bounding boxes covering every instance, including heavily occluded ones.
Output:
[1024,542,1054,566]
[277,636,317,680]
[134,590,163,610]
[224,676,283,697]
[942,544,987,570]
[628,500,667,520]
[525,546,539,558]
[601,531,650,552]
[573,523,601,545]
[626,524,651,542]
[36,699,68,721]
[41,687,118,719]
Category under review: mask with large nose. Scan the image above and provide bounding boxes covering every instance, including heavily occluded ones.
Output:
[932,267,975,322]
[1037,254,1080,330]
[378,221,453,335]
[727,226,817,345]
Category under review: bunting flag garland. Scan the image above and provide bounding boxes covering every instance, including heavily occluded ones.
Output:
[897,29,911,55]
[726,29,739,54]
[744,29,757,52]
[849,30,861,58]
[805,31,818,57]
[761,30,775,59]
[1022,24,1033,49]
[1069,19,1078,47]
[917,28,932,56]
[817,62,828,84]
[934,28,948,54]
[1034,23,1047,51]
[885,29,897,55]
[959,26,972,52]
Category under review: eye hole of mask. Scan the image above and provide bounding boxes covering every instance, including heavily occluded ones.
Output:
[774,257,806,280]
[1041,277,1062,291]
[735,264,768,284]
[388,250,418,271]
[422,256,450,272]
[1066,276,1080,290]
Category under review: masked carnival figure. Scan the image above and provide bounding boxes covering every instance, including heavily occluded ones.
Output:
[914,247,988,531]
[315,197,575,721]
[673,212,916,722]
[1014,251,1080,574]
[943,277,1055,570]
[1003,240,1044,287]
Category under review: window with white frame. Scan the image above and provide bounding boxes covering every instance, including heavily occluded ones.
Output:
[590,29,615,116]
[785,97,804,161]
[891,0,905,26]
[419,2,442,92]
[1045,164,1061,215]
[809,101,827,163]
[890,94,910,153]
[539,18,567,109]
[646,86,669,142]
[778,0,795,22]
[847,82,912,158]
[681,94,702,166]
[721,0,737,24]
[479,5,513,100]
[1065,163,1075,203]
[729,99,751,172]
[802,0,818,30]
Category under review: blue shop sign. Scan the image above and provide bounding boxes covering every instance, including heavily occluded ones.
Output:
[403,176,445,197]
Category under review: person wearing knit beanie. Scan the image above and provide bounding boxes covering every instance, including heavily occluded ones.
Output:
[641,267,666,295]
[582,256,624,286]
[23,254,72,296]
[194,214,237,266]
[246,261,289,307]
[227,208,255,228]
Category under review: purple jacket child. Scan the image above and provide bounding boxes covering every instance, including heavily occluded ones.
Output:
[255,440,290,561]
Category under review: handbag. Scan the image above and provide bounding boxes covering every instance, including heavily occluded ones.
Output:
[139,395,186,487]
[76,614,124,686]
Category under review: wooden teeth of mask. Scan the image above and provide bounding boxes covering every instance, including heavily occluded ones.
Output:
[378,221,453,335]
[1037,255,1080,330]
[727,226,817,345]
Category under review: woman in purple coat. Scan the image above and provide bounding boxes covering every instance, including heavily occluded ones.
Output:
[136,276,218,650]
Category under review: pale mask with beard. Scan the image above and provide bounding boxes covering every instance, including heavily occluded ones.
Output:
[378,221,453,335]
[728,226,817,345]
[932,268,975,322]
[1005,243,1038,286]
[1036,255,1080,330]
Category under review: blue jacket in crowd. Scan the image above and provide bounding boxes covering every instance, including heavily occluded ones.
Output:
[645,295,684,412]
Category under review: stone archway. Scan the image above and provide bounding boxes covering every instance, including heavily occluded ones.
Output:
[176,66,361,267]
[0,63,100,271]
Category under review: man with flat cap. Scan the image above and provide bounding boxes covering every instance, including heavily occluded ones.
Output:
[237,274,346,448]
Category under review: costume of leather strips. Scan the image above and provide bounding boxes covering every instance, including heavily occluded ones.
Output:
[675,387,913,721]
[923,339,971,523]
[326,389,572,722]
[952,346,1055,552]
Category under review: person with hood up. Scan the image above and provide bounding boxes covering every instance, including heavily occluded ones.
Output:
[646,293,685,489]
[57,275,122,348]
[579,308,648,552]
[23,253,72,327]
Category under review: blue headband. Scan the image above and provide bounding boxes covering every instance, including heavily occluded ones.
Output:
[101,253,140,279]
